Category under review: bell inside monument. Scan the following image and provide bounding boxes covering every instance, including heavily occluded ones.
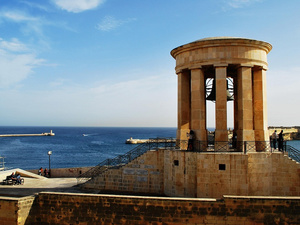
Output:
[206,79,234,102]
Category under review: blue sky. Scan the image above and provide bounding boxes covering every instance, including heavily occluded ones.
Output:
[0,0,299,127]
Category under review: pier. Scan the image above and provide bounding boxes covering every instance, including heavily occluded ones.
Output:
[125,137,175,144]
[0,130,55,137]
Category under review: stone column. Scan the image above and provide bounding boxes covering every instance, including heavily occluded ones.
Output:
[233,76,239,150]
[191,68,207,150]
[233,76,238,130]
[177,70,191,148]
[237,65,255,143]
[253,68,269,144]
[214,65,228,145]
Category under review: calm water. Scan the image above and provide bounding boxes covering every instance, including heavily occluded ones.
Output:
[286,140,300,150]
[1,126,299,170]
[0,126,176,170]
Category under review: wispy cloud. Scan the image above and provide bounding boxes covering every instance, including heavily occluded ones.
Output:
[96,16,136,31]
[0,10,45,37]
[52,0,105,13]
[0,38,44,88]
[0,10,38,22]
[0,38,28,52]
[225,0,262,9]
[49,78,69,87]
[20,1,52,12]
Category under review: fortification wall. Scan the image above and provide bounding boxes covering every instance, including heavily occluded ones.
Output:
[83,150,165,195]
[83,150,300,198]
[1,192,299,225]
[0,196,35,225]
[23,192,300,225]
[27,166,93,178]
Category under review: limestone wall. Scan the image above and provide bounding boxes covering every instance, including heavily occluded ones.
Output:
[83,150,165,195]
[164,151,198,197]
[196,154,249,198]
[27,166,93,178]
[83,149,300,198]
[0,196,35,225]
[24,192,300,225]
[271,153,300,196]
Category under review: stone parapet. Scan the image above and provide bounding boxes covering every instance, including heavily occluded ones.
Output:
[1,192,299,224]
[23,192,300,225]
[0,196,35,225]
[27,166,93,178]
[82,149,300,198]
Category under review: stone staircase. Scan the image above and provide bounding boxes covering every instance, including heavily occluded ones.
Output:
[76,138,175,184]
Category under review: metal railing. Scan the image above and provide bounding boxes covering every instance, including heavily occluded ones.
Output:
[0,156,5,171]
[285,144,300,163]
[177,140,272,153]
[77,138,300,184]
[77,138,176,184]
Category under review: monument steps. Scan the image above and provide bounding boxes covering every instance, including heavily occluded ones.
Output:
[283,154,300,166]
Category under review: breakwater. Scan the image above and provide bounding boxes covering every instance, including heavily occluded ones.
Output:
[0,130,55,137]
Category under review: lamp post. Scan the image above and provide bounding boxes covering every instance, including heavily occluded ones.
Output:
[48,151,52,178]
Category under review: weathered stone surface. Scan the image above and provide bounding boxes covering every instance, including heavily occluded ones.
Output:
[171,37,272,144]
[17,193,299,225]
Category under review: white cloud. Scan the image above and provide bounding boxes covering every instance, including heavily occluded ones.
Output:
[0,38,28,52]
[52,0,105,13]
[49,78,69,87]
[96,16,136,31]
[0,38,44,88]
[0,10,45,38]
[0,10,37,22]
[225,0,262,8]
[20,1,52,12]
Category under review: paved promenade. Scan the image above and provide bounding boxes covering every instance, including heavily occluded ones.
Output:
[0,169,97,197]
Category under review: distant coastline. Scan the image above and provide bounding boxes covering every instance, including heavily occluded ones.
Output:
[268,126,300,140]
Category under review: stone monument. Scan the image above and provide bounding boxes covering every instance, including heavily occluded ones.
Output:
[171,37,272,151]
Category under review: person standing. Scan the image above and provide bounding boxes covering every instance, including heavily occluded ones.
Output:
[38,167,42,175]
[272,130,278,150]
[278,130,284,151]
[187,130,194,151]
[232,131,237,149]
[44,168,48,177]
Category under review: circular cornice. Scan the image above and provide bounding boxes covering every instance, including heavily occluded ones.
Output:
[170,37,272,58]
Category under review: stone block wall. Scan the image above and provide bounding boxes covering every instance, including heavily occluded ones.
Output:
[271,153,300,196]
[83,149,300,198]
[24,192,300,225]
[0,196,35,225]
[247,152,273,196]
[27,166,93,178]
[83,150,165,195]
[196,154,249,198]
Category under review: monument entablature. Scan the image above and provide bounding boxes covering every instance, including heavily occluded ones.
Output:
[171,37,272,73]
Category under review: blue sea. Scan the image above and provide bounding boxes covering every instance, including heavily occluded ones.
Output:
[1,126,300,171]
[0,126,176,170]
